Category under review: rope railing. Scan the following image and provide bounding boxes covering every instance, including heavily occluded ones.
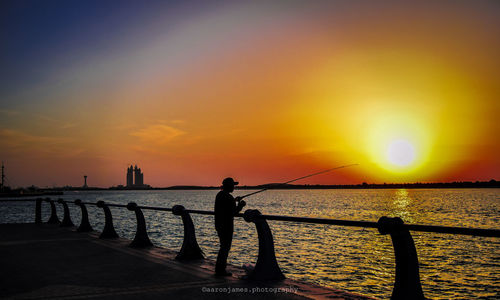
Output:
[3,197,500,300]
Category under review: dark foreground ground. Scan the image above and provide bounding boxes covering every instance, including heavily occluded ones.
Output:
[0,224,373,300]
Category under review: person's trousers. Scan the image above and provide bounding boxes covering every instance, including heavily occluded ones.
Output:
[215,228,233,273]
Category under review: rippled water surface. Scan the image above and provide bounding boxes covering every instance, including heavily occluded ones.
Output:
[1,189,499,299]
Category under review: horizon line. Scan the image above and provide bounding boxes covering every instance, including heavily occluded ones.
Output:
[9,178,499,190]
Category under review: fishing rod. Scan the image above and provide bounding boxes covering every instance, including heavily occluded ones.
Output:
[239,163,359,200]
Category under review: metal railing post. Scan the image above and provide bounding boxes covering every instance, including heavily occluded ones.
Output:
[96,201,119,239]
[57,198,74,227]
[172,205,204,260]
[378,216,424,300]
[35,198,42,224]
[46,198,60,224]
[74,199,93,232]
[127,202,153,248]
[243,209,285,280]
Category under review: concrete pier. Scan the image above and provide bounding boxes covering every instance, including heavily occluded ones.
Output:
[0,224,373,300]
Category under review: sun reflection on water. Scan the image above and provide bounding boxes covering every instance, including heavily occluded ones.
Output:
[390,189,413,222]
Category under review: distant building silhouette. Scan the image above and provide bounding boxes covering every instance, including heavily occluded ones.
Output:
[126,164,147,188]
[126,166,134,187]
[1,162,4,192]
[83,175,88,188]
[134,165,144,186]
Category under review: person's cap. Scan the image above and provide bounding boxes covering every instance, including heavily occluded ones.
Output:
[222,177,239,186]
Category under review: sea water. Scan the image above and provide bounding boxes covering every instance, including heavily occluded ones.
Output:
[1,188,499,299]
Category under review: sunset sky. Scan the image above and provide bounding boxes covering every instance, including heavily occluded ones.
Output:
[1,1,499,188]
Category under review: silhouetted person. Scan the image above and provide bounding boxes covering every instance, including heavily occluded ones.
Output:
[214,177,246,276]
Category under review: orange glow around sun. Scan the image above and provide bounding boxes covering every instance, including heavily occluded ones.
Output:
[0,2,499,187]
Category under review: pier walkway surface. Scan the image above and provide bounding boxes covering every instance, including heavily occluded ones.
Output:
[0,224,373,300]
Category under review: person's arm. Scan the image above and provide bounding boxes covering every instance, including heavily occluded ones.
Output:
[234,196,246,215]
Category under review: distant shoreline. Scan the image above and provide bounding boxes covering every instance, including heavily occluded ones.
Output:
[13,179,499,192]
[151,180,500,190]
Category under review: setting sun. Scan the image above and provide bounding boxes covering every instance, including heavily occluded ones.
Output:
[387,139,416,167]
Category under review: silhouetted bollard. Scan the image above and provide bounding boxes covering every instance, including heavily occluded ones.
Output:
[57,198,74,227]
[378,216,424,300]
[243,209,285,280]
[35,198,42,224]
[96,201,119,239]
[126,202,153,248]
[172,205,204,260]
[46,198,60,224]
[75,199,93,232]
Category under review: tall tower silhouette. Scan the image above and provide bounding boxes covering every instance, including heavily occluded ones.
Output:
[134,165,144,187]
[126,164,146,188]
[83,175,88,188]
[1,162,4,192]
[126,165,134,187]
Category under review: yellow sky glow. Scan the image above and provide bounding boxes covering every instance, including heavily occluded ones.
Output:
[1,2,499,187]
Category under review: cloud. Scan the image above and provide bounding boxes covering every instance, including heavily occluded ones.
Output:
[0,128,80,157]
[61,123,77,129]
[35,114,78,129]
[130,123,185,146]
[0,128,70,146]
[0,109,19,116]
